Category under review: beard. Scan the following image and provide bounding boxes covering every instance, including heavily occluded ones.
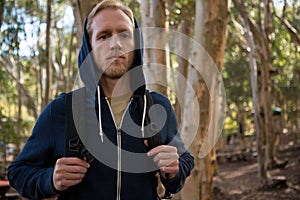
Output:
[102,60,131,79]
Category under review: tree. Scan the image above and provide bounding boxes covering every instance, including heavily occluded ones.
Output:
[43,0,52,108]
[271,0,300,133]
[174,20,190,125]
[0,0,5,27]
[180,0,229,199]
[140,0,168,95]
[73,0,99,46]
[0,0,78,150]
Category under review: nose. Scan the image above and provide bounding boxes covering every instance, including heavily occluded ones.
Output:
[109,35,122,51]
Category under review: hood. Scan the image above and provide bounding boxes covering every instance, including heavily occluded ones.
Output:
[77,16,146,97]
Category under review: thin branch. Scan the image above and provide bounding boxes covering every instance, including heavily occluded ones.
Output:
[0,0,5,27]
[275,15,300,46]
[0,57,38,119]
[271,0,300,46]
[282,0,287,18]
[233,0,268,57]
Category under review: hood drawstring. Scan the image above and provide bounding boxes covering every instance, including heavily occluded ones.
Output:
[97,86,147,141]
[141,94,147,138]
[97,86,104,143]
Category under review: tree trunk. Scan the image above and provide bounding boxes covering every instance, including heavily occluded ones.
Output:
[150,0,167,95]
[73,0,100,47]
[66,24,76,92]
[297,98,300,131]
[233,0,281,184]
[34,25,41,116]
[140,0,167,95]
[181,0,228,199]
[261,0,277,171]
[238,4,267,181]
[17,60,22,146]
[43,0,52,108]
[0,0,5,27]
[237,105,245,140]
[174,20,190,126]
[140,0,153,63]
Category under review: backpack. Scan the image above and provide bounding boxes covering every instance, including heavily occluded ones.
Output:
[64,88,172,199]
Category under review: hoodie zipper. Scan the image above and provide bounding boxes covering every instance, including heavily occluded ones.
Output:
[105,97,132,200]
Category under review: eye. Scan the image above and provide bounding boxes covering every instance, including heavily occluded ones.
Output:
[97,34,110,41]
[120,32,131,39]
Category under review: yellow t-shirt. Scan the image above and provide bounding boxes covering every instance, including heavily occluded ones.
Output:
[107,92,132,127]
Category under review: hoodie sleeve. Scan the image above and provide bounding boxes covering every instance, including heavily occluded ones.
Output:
[162,105,194,193]
[152,92,194,194]
[7,94,66,200]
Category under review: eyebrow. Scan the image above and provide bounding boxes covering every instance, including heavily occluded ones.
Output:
[94,25,133,39]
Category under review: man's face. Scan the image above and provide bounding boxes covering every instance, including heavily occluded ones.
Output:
[90,8,135,79]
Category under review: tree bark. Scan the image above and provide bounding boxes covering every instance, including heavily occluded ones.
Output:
[0,0,5,27]
[151,0,167,95]
[66,24,76,92]
[140,0,167,95]
[17,59,22,146]
[240,4,267,181]
[174,20,190,126]
[43,0,52,108]
[180,0,229,199]
[73,0,100,47]
[140,0,153,62]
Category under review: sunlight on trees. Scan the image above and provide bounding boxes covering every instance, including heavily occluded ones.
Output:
[0,0,299,199]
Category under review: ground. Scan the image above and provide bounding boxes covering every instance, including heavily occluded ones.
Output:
[212,144,300,200]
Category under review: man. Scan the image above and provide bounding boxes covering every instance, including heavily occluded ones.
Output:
[8,1,194,199]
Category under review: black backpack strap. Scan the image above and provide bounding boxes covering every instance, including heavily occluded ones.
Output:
[143,90,162,150]
[138,90,174,199]
[61,89,94,200]
[65,89,93,162]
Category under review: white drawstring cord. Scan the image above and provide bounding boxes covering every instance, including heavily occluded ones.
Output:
[97,86,104,143]
[141,94,147,138]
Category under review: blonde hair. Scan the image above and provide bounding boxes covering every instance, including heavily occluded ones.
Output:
[86,0,134,36]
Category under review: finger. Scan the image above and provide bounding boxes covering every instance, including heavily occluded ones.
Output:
[147,145,177,156]
[152,152,179,163]
[60,164,89,174]
[55,170,86,181]
[53,171,85,191]
[57,157,90,168]
[155,158,179,168]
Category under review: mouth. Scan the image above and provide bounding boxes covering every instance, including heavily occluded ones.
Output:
[107,55,125,60]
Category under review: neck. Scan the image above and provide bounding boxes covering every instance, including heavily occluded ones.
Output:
[100,76,131,98]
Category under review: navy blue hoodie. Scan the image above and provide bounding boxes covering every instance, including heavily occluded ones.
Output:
[8,9,194,200]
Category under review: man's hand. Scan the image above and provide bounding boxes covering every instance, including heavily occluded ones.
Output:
[53,157,90,191]
[146,142,179,179]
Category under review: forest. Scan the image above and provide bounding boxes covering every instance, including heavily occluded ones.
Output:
[0,0,299,199]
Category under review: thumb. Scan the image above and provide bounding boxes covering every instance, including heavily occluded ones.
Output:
[144,140,148,147]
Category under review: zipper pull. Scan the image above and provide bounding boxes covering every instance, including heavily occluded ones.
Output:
[117,128,121,135]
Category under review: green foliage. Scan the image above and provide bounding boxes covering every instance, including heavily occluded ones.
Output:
[271,1,300,130]
[122,0,141,23]
[223,15,253,136]
[224,0,300,137]
[168,0,195,30]
[0,0,77,146]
